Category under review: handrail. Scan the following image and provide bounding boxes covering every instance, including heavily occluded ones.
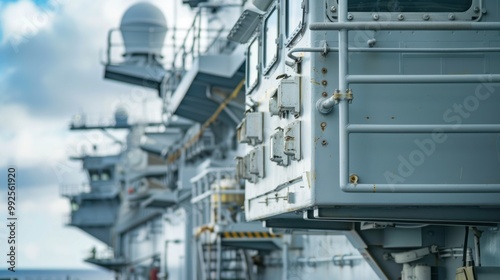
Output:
[191,189,245,204]
[347,124,500,133]
[338,0,350,195]
[310,22,500,31]
[344,184,500,193]
[60,183,91,197]
[104,18,228,69]
[347,74,500,84]
[190,167,236,183]
[287,46,500,62]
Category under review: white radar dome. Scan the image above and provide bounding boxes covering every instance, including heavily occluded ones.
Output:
[120,2,167,56]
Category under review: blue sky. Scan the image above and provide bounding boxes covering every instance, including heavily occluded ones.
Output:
[0,0,192,269]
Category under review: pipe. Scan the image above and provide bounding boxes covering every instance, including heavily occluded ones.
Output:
[347,124,500,134]
[347,74,500,84]
[316,96,338,114]
[472,227,482,267]
[216,235,222,280]
[350,47,500,53]
[282,241,288,280]
[288,46,500,63]
[194,225,214,239]
[310,22,500,31]
[296,254,364,266]
[288,47,325,61]
[288,47,500,61]
[338,0,350,195]
[463,227,470,267]
[341,183,500,193]
[216,171,222,225]
[439,247,472,259]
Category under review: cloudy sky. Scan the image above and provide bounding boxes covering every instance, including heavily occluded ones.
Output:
[0,0,192,269]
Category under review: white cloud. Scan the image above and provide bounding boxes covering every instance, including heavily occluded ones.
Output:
[0,104,68,167]
[0,0,199,270]
[0,0,57,47]
[23,242,42,262]
[0,184,108,269]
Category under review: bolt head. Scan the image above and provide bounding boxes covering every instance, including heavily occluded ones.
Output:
[347,14,354,20]
[397,14,404,21]
[330,6,336,12]
[372,14,379,21]
[422,14,430,21]
[448,13,455,20]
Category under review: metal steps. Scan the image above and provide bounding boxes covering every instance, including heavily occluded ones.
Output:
[199,243,250,280]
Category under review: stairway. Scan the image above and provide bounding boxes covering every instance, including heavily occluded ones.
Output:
[200,242,250,280]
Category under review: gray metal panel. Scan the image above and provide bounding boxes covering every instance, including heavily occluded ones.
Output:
[113,208,162,234]
[78,227,113,246]
[244,0,500,223]
[383,228,422,248]
[141,191,178,208]
[104,61,166,91]
[221,239,281,251]
[475,267,500,280]
[264,218,354,231]
[166,49,246,120]
[313,207,500,225]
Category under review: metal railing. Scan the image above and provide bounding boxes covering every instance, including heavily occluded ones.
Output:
[191,168,244,229]
[60,183,91,197]
[105,27,168,65]
[103,5,239,81]
[162,4,241,109]
[87,247,115,261]
[311,0,500,194]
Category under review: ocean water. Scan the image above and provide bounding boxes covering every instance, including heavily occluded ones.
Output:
[0,269,114,280]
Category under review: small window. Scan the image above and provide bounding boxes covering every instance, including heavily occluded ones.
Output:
[263,7,279,74]
[286,0,303,45]
[101,170,111,181]
[246,36,260,92]
[345,0,472,13]
[89,170,100,182]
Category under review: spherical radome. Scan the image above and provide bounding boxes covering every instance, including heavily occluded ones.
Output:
[119,2,167,56]
[120,2,167,28]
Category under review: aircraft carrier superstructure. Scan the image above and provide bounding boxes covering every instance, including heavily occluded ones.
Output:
[61,0,500,279]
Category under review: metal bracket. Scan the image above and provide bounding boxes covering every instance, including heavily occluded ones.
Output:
[270,128,290,166]
[284,121,301,161]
